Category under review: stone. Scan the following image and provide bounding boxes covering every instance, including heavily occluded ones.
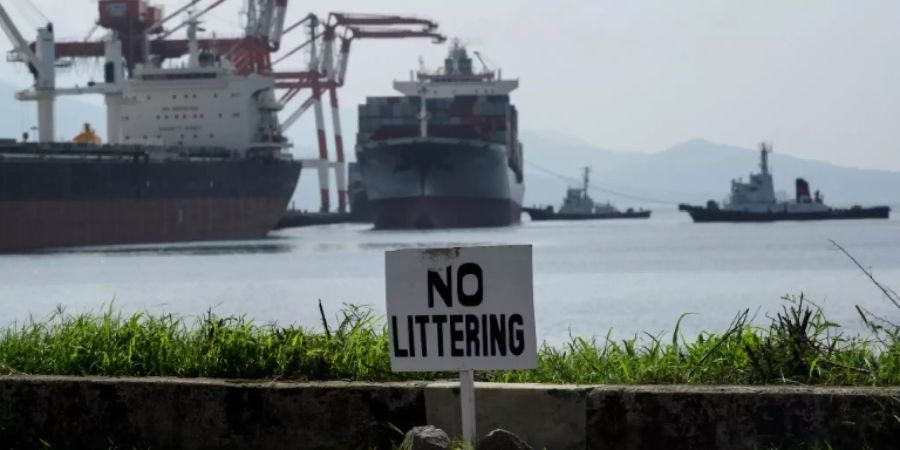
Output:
[476,429,534,450]
[402,425,451,450]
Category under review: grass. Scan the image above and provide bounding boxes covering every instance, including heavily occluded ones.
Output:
[0,294,897,385]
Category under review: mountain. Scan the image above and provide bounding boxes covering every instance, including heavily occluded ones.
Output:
[522,133,900,208]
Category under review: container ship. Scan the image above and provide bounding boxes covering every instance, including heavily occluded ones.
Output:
[355,41,524,229]
[0,2,301,252]
[678,142,890,222]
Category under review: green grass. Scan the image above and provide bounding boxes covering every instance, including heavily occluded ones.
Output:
[1,294,898,385]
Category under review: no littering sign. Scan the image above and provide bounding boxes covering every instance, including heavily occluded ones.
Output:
[385,245,537,371]
[385,245,537,443]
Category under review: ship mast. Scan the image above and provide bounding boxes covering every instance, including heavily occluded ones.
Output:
[759,141,772,175]
[582,167,591,200]
[419,84,429,137]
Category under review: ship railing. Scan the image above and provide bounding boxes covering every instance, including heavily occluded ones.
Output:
[0,142,237,162]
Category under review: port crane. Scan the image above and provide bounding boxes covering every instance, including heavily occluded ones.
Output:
[0,0,445,213]
[274,13,444,211]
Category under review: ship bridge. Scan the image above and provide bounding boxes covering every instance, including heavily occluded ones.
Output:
[393,40,518,98]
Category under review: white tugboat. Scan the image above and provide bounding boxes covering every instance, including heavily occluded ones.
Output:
[526,167,651,221]
[678,142,890,222]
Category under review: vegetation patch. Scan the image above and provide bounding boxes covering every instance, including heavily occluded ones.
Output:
[0,293,897,385]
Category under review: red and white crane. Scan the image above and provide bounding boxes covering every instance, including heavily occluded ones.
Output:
[275,13,444,212]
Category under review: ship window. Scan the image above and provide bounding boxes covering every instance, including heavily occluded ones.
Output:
[143,135,147,140]
[218,113,223,118]
[184,94,189,99]
[192,94,197,99]
[232,113,240,118]
[209,133,214,138]
[146,95,151,100]
[200,114,204,119]
[172,95,177,99]
[214,93,218,98]
[156,115,160,120]
[231,93,239,97]
[165,115,169,119]
[192,114,197,119]
[193,134,198,139]
[125,136,130,141]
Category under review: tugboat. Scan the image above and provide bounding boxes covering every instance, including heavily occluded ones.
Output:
[525,167,651,221]
[678,142,890,222]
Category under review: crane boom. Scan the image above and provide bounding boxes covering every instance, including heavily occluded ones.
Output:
[0,4,41,73]
[146,0,202,38]
[329,13,439,30]
[156,0,228,41]
[269,0,288,49]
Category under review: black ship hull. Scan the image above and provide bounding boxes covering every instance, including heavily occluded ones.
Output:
[356,138,524,229]
[525,207,651,221]
[678,204,890,223]
[0,144,301,252]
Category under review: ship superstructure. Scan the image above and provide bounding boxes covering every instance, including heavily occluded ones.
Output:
[356,40,525,228]
[678,142,890,222]
[120,59,285,152]
[558,168,618,215]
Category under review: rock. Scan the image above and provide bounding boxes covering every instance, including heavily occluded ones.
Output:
[475,429,534,450]
[402,425,451,450]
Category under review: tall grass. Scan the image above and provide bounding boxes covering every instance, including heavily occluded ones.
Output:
[1,295,897,385]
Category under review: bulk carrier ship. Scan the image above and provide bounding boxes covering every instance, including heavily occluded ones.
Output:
[356,41,524,229]
[0,2,301,252]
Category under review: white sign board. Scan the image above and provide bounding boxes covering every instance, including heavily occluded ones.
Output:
[385,245,537,372]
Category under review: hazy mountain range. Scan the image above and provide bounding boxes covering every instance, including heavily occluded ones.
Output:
[2,82,898,209]
[521,131,900,208]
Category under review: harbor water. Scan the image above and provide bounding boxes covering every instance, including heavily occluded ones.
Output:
[1,210,898,345]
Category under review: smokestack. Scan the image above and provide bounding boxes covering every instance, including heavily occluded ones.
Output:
[796,178,810,203]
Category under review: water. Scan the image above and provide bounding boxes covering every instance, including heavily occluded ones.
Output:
[1,211,898,345]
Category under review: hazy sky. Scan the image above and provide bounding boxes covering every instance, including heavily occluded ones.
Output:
[0,1,898,170]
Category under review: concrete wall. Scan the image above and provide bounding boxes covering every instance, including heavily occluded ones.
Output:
[1,376,898,450]
[0,377,426,450]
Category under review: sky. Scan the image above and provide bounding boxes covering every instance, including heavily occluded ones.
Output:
[0,0,898,170]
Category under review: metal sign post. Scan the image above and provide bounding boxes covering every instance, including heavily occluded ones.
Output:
[385,245,536,444]
[460,369,476,443]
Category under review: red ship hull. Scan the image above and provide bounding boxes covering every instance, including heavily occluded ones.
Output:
[0,197,293,252]
[0,145,301,253]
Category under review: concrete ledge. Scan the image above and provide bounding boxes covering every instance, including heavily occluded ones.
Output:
[426,382,589,450]
[587,385,900,450]
[0,376,426,450]
[1,376,898,449]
